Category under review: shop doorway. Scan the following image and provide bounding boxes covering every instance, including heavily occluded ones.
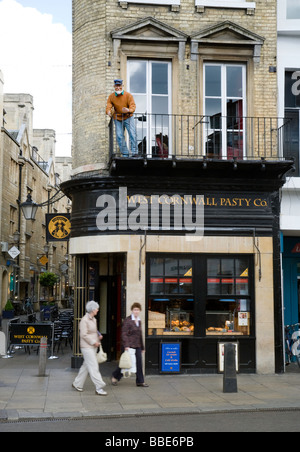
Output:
[89,254,126,362]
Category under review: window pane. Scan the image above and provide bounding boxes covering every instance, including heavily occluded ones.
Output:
[179,278,193,294]
[221,259,234,277]
[165,258,178,276]
[129,61,147,94]
[287,0,300,19]
[134,95,147,115]
[178,259,192,277]
[235,258,249,277]
[227,132,243,159]
[205,65,221,97]
[227,100,244,129]
[152,96,169,115]
[227,66,243,98]
[150,258,164,275]
[206,298,251,336]
[150,278,164,294]
[205,98,222,120]
[152,63,168,95]
[148,297,194,336]
[208,259,220,277]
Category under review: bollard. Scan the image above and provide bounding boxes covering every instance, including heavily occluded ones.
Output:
[223,343,238,393]
[38,337,48,377]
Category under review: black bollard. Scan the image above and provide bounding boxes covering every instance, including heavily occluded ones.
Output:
[223,343,238,393]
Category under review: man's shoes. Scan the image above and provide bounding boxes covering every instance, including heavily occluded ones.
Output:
[111,377,118,386]
[96,388,107,396]
[72,383,83,392]
[136,383,149,387]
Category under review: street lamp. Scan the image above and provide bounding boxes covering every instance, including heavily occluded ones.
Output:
[20,193,39,220]
[20,190,66,221]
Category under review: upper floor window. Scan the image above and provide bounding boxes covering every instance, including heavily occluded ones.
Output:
[287,0,300,19]
[278,0,300,32]
[204,63,246,160]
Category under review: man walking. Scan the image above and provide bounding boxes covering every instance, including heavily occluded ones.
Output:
[106,79,138,157]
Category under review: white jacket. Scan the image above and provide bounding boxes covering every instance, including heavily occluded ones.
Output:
[79,313,99,349]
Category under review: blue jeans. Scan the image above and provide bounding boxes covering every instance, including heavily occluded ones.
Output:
[114,116,137,157]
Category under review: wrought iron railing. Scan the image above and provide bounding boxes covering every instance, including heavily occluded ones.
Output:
[109,113,292,162]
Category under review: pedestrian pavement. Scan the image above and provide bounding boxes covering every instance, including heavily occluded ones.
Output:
[0,346,300,422]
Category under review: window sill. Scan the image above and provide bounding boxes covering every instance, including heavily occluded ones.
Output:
[119,0,180,8]
[195,0,255,13]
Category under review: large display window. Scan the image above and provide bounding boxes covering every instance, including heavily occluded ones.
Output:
[206,257,251,336]
[147,254,254,338]
[148,257,194,336]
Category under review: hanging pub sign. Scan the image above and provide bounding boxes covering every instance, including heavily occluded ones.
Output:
[46,213,71,242]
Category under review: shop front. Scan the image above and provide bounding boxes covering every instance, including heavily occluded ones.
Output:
[146,254,255,373]
[282,237,300,326]
[62,159,292,374]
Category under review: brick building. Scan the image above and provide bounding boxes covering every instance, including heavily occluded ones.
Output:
[63,0,294,373]
[0,74,72,313]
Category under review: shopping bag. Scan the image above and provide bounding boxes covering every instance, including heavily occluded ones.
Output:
[119,350,132,369]
[97,344,107,364]
[122,348,137,378]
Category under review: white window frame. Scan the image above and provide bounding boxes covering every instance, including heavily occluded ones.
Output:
[128,60,173,157]
[278,0,300,33]
[203,63,247,159]
[195,0,255,10]
[119,0,180,6]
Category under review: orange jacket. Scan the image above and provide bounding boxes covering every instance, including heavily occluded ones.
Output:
[106,91,136,121]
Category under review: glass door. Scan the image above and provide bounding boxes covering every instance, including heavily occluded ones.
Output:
[204,63,246,159]
[128,60,172,157]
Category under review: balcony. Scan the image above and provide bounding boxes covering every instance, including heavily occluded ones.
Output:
[109,113,294,176]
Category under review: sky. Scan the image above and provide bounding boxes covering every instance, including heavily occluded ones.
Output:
[0,0,72,156]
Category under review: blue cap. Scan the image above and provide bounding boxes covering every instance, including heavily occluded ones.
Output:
[114,79,123,85]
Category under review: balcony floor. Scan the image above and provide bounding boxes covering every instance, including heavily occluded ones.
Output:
[109,155,295,181]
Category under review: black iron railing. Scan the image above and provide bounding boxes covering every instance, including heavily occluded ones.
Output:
[109,113,292,161]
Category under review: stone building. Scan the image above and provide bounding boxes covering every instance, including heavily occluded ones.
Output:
[63,0,294,373]
[0,75,72,313]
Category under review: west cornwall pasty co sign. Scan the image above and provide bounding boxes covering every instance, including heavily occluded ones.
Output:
[95,187,270,234]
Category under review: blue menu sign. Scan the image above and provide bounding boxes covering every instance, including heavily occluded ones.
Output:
[160,342,181,373]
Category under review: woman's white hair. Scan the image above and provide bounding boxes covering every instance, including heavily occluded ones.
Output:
[86,300,99,313]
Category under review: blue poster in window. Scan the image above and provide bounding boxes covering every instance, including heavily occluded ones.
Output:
[160,342,181,373]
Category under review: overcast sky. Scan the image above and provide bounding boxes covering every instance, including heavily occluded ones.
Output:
[0,0,72,156]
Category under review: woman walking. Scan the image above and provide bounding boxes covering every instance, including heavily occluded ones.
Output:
[72,301,107,396]
[112,303,149,387]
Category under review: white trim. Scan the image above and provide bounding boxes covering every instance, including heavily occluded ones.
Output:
[119,0,180,5]
[195,0,255,9]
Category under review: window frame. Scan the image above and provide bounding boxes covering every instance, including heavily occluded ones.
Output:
[203,62,247,159]
[146,253,255,339]
[127,59,173,157]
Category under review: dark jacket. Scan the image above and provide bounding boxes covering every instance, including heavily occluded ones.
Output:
[122,316,144,350]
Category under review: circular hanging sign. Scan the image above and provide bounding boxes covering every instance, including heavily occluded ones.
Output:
[48,215,71,240]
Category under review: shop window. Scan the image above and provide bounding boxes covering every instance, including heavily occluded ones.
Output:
[148,257,194,336]
[206,258,252,336]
